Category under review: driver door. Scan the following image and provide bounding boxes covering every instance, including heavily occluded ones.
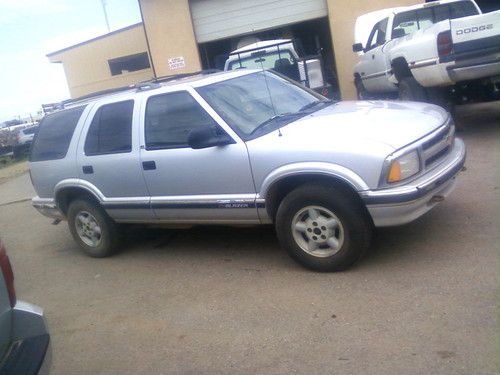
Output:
[139,89,258,223]
[358,18,393,93]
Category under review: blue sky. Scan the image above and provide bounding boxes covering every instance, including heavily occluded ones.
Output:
[0,0,141,122]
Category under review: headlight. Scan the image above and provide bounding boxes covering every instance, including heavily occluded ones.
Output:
[387,150,420,183]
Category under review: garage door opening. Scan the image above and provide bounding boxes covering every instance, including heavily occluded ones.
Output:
[197,17,340,98]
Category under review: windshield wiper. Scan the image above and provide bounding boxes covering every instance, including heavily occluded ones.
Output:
[299,99,332,112]
[250,112,298,135]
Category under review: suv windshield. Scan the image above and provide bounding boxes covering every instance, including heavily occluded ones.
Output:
[197,71,328,139]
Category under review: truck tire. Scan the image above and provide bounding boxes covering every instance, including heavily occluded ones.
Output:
[398,77,427,102]
[67,199,121,258]
[355,77,369,100]
[275,184,372,272]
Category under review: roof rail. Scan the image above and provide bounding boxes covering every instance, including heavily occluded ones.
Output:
[58,84,137,109]
[51,69,222,110]
[152,69,221,84]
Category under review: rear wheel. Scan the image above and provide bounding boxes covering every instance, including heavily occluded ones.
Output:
[398,77,427,102]
[67,199,120,257]
[275,184,372,272]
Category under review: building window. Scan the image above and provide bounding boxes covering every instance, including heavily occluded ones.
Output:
[108,52,150,76]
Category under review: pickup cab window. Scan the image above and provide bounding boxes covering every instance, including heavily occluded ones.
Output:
[391,1,479,38]
[228,50,295,70]
[366,18,389,51]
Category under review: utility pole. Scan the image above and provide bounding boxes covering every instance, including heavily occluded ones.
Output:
[101,0,111,32]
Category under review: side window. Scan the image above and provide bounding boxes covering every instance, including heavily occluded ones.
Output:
[449,1,479,18]
[434,4,451,22]
[84,100,134,156]
[366,18,388,50]
[145,91,219,150]
[30,105,86,162]
[376,18,388,45]
[416,8,433,30]
[366,25,380,51]
[392,11,419,38]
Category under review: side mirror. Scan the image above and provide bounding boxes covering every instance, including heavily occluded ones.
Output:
[188,126,235,150]
[352,43,364,53]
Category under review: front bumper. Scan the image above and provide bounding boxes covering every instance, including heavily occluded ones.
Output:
[32,197,64,220]
[360,138,466,227]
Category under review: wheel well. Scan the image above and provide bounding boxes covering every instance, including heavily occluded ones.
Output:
[265,174,372,224]
[391,58,412,82]
[56,187,100,215]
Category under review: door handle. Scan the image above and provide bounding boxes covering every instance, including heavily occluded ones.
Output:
[142,161,156,170]
[82,165,93,174]
[372,54,375,60]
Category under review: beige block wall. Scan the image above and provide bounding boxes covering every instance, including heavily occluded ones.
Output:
[48,25,153,98]
[139,0,201,77]
[326,0,422,100]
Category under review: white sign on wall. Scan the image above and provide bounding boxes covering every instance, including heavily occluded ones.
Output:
[168,56,186,70]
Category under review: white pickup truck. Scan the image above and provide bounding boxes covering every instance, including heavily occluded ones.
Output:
[352,0,500,106]
[225,39,335,98]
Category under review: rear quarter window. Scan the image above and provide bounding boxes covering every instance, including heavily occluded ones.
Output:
[30,106,86,162]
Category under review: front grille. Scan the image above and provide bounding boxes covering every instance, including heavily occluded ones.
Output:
[421,121,454,170]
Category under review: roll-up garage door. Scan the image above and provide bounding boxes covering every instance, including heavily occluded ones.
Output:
[190,0,328,43]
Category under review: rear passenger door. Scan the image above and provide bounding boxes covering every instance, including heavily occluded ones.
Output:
[139,90,257,223]
[77,99,154,221]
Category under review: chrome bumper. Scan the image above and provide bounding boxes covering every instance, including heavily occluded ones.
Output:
[32,197,65,220]
[361,138,466,227]
[447,55,500,82]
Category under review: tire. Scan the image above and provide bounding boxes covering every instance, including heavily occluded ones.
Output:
[67,199,121,257]
[275,184,372,272]
[398,77,427,102]
[355,77,369,100]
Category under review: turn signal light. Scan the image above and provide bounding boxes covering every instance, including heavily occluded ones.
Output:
[388,161,402,183]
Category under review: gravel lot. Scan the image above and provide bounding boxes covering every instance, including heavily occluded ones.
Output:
[0,102,498,375]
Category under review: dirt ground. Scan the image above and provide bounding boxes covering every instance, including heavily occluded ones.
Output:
[0,159,28,185]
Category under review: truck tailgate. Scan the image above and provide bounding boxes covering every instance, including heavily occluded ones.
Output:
[451,11,500,55]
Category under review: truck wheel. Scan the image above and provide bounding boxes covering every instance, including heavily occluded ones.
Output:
[355,77,369,100]
[275,184,372,272]
[67,199,121,257]
[398,77,427,102]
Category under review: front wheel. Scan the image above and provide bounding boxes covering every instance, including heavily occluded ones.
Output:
[355,77,369,100]
[67,199,121,257]
[275,184,372,272]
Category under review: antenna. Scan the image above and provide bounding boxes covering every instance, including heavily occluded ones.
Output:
[101,0,111,32]
[258,60,283,137]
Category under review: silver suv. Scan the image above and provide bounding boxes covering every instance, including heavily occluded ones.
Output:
[29,70,466,271]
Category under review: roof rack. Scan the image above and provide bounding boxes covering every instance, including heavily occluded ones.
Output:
[52,69,221,110]
[139,69,221,87]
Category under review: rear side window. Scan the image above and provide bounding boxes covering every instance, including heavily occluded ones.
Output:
[84,100,134,155]
[30,106,86,162]
[145,92,218,150]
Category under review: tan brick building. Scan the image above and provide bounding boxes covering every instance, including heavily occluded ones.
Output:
[49,0,427,99]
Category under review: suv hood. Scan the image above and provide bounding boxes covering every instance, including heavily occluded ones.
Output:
[282,100,448,150]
